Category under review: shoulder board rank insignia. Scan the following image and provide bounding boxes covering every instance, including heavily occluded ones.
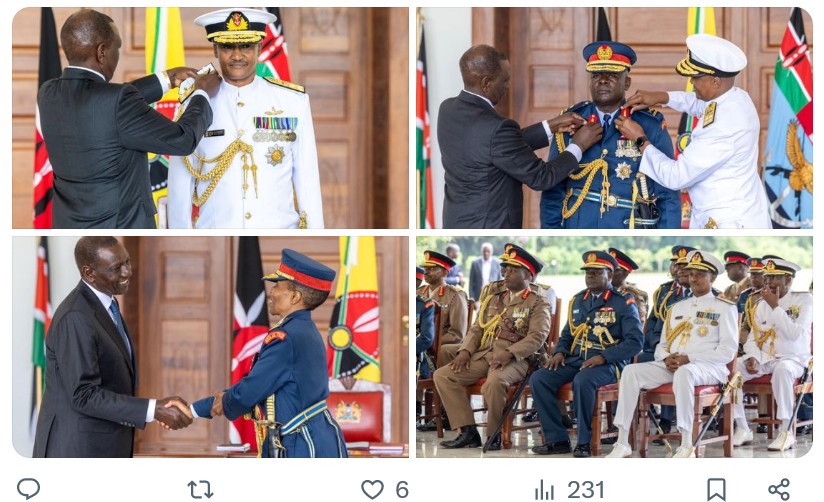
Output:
[626,297,636,305]
[264,330,287,345]
[424,300,435,309]
[264,77,306,93]
[703,101,717,127]
[717,297,736,305]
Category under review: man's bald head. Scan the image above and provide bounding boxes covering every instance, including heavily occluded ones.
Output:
[459,44,508,89]
[61,9,115,65]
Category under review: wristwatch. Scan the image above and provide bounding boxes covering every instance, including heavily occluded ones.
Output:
[634,136,648,149]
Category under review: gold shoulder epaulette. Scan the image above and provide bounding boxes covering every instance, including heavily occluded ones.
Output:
[448,284,467,297]
[534,282,551,291]
[264,77,305,93]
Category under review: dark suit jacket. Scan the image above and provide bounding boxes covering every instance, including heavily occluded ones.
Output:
[38,67,213,228]
[33,282,148,458]
[438,90,579,228]
[469,257,502,301]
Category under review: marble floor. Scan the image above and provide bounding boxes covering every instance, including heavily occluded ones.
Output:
[416,403,812,459]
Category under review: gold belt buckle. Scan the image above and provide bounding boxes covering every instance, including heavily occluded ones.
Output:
[607,195,618,207]
[705,217,718,229]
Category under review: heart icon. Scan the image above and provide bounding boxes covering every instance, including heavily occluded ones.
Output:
[361,480,384,500]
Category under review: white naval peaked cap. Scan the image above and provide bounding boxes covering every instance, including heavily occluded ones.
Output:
[684,250,724,275]
[194,9,276,44]
[676,34,747,78]
[763,258,801,277]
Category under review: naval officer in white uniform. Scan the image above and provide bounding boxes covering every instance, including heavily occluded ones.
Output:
[615,34,771,229]
[732,258,811,451]
[607,250,738,458]
[168,8,323,229]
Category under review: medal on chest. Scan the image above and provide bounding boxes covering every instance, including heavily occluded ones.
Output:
[511,307,529,329]
[253,116,299,144]
[694,309,720,334]
[594,307,616,324]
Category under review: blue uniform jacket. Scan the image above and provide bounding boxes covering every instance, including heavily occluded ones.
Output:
[540,100,680,229]
[736,287,754,314]
[553,286,643,370]
[415,296,436,379]
[193,310,347,458]
[642,280,692,353]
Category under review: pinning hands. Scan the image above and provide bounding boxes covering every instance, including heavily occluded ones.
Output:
[548,112,586,134]
[165,67,197,88]
[570,121,603,151]
[622,90,670,114]
[155,396,193,430]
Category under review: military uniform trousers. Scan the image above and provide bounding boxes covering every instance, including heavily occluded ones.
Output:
[433,353,528,432]
[733,358,805,423]
[530,362,618,445]
[614,361,728,438]
[635,351,675,422]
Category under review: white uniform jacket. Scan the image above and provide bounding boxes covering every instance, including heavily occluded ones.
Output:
[654,293,738,370]
[639,88,771,229]
[168,76,323,228]
[742,291,812,365]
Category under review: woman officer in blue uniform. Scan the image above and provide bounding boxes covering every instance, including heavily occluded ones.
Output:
[192,249,347,458]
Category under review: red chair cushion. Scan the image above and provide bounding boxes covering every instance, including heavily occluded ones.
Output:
[647,384,720,396]
[327,391,383,443]
[746,374,773,385]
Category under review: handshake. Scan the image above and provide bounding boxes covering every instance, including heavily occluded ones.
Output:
[153,391,226,430]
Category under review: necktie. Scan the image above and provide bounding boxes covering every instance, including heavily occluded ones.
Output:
[603,114,611,130]
[109,299,132,358]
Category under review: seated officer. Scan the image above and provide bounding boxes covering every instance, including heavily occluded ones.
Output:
[540,41,679,229]
[417,250,468,432]
[416,266,436,379]
[191,249,347,458]
[609,247,649,322]
[608,250,737,458]
[433,244,550,450]
[733,258,811,451]
[530,251,643,457]
[723,251,751,303]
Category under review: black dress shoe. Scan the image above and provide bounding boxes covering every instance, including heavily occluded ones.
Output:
[522,411,539,423]
[573,443,591,458]
[440,427,481,449]
[416,419,436,431]
[486,434,502,451]
[796,424,812,435]
[757,423,769,434]
[532,440,572,455]
[600,426,618,445]
[561,414,574,429]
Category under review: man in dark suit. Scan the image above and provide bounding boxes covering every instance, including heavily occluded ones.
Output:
[33,237,192,457]
[468,242,502,301]
[38,9,221,229]
[438,44,603,229]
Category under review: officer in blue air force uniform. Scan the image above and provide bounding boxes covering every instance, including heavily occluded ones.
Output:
[540,41,680,229]
[192,249,347,458]
[530,251,643,457]
[416,266,436,379]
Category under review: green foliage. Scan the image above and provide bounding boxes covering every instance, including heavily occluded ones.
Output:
[415,236,812,275]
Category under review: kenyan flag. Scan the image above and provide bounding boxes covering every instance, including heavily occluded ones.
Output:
[762,7,813,229]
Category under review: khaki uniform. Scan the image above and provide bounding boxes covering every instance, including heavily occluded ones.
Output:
[416,283,468,347]
[433,280,550,430]
[618,281,649,323]
[723,276,751,304]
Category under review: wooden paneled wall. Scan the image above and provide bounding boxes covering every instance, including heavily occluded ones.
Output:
[471,7,813,228]
[121,236,408,455]
[11,8,408,229]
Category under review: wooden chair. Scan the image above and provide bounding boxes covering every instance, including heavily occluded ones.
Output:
[427,299,474,437]
[416,304,442,425]
[637,360,737,457]
[553,380,635,456]
[741,361,813,440]
[328,379,391,443]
